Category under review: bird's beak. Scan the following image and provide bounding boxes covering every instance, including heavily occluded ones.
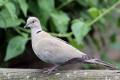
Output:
[24,23,29,28]
[24,22,31,28]
[24,25,27,28]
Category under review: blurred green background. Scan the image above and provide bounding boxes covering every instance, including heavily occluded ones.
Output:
[0,0,120,69]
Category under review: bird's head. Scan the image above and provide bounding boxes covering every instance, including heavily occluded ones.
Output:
[24,17,41,29]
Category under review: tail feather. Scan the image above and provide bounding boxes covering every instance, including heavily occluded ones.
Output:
[85,59,117,70]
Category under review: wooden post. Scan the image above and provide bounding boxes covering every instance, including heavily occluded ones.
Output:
[0,68,120,80]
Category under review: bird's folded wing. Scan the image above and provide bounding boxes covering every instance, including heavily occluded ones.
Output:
[34,36,87,64]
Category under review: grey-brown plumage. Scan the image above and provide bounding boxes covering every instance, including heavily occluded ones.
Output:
[24,17,117,73]
[32,31,87,64]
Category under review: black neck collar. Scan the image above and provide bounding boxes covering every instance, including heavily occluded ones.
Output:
[36,30,42,34]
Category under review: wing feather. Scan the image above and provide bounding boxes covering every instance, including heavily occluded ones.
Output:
[33,35,86,64]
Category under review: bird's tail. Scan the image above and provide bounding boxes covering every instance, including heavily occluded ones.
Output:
[84,59,118,70]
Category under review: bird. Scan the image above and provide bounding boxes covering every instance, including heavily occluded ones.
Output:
[24,16,117,74]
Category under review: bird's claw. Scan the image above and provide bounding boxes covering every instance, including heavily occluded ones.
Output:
[42,68,57,74]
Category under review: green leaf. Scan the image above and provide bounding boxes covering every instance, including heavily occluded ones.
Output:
[51,11,70,33]
[86,0,98,7]
[5,2,16,19]
[0,2,23,28]
[69,38,84,49]
[4,35,28,61]
[17,0,28,16]
[77,0,98,7]
[88,7,101,18]
[28,1,40,19]
[0,9,23,28]
[71,19,91,44]
[76,0,88,7]
[0,0,5,7]
[37,0,55,26]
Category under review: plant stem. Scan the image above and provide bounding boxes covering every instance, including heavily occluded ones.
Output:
[57,0,74,9]
[50,32,72,37]
[13,28,25,37]
[89,0,120,26]
[17,27,31,33]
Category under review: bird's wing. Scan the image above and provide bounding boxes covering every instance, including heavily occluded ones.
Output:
[34,35,87,64]
[33,32,117,69]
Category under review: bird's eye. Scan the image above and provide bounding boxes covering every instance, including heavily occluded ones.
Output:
[32,20,35,23]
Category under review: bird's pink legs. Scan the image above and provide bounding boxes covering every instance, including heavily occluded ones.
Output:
[43,65,59,74]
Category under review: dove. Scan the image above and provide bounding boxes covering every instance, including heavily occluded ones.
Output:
[24,17,117,73]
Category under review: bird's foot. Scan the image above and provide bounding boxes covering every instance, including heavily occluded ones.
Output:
[43,68,56,74]
[42,65,59,74]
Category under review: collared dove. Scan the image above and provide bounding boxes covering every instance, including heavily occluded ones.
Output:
[25,17,117,73]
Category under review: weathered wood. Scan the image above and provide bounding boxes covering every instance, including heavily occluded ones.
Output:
[0,68,120,80]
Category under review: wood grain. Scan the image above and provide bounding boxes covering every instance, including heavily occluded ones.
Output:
[0,68,120,80]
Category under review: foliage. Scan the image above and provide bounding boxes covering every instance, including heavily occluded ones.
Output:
[4,34,28,61]
[0,0,120,68]
[71,19,90,44]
